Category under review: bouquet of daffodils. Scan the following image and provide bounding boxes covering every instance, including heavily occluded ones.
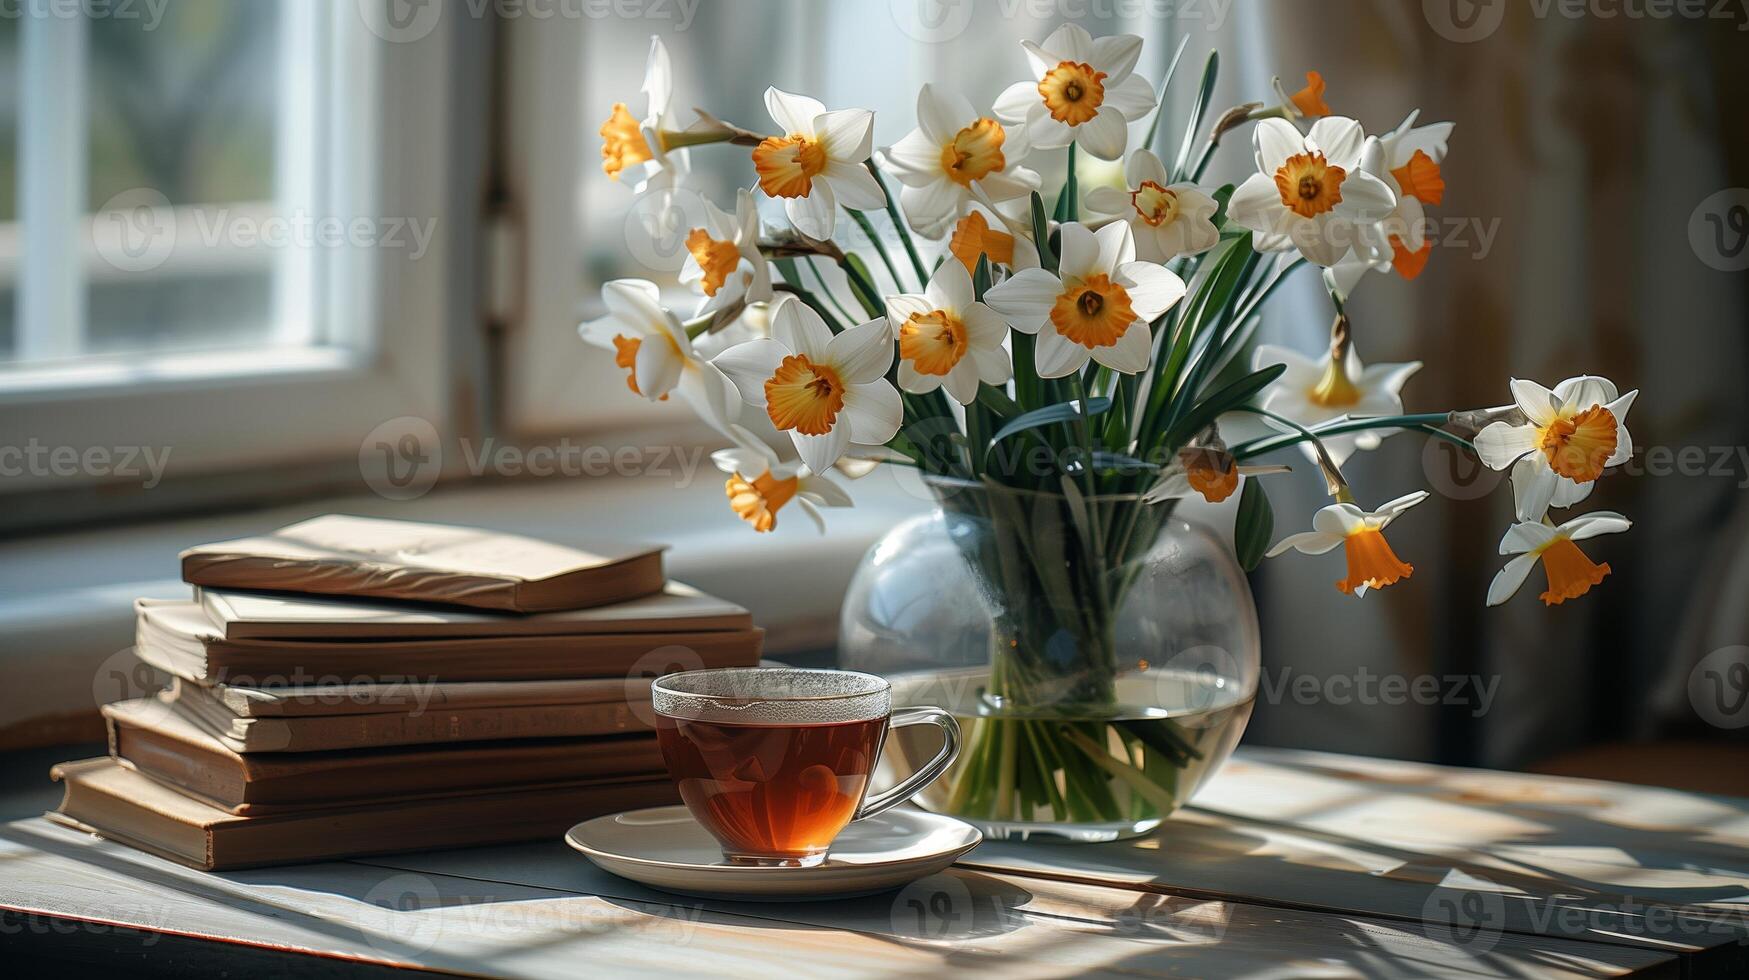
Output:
[589,27,1635,607]
[585,28,1637,826]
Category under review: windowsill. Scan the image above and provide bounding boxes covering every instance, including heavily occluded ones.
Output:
[0,467,935,749]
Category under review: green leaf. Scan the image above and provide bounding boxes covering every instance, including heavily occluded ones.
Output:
[1029,191,1057,273]
[1209,183,1236,228]
[1089,451,1156,474]
[972,253,992,300]
[1233,477,1273,572]
[1142,35,1193,152]
[840,253,884,319]
[975,383,1021,420]
[987,397,1112,452]
[1059,142,1079,223]
[1171,50,1219,180]
[1161,363,1286,451]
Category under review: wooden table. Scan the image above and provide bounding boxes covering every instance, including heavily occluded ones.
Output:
[3,746,1746,978]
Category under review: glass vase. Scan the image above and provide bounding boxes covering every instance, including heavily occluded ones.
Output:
[840,476,1260,842]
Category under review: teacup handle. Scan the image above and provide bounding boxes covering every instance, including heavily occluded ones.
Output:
[855,706,961,821]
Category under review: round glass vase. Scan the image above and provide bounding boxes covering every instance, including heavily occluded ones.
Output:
[840,476,1260,842]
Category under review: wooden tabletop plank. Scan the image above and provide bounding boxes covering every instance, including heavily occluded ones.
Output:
[959,748,1749,977]
[0,819,1677,979]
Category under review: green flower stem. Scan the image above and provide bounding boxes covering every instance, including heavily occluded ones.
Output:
[1229,412,1463,458]
[865,160,930,288]
[802,257,857,325]
[844,208,907,297]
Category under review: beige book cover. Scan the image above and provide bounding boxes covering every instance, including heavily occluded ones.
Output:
[50,758,679,870]
[193,582,750,640]
[104,698,666,812]
[136,598,759,682]
[180,514,665,612]
[167,684,656,753]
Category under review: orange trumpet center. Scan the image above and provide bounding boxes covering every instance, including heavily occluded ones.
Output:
[1039,61,1107,126]
[1050,274,1136,350]
[1390,236,1433,280]
[1290,71,1331,118]
[686,229,741,297]
[1131,181,1180,227]
[1275,151,1346,219]
[753,134,828,199]
[1391,150,1445,206]
[1180,448,1239,504]
[899,310,969,377]
[1337,528,1413,595]
[764,354,845,436]
[948,211,1015,272]
[940,118,1006,187]
[600,103,653,180]
[611,334,668,401]
[1533,536,1611,606]
[1538,404,1618,482]
[726,470,801,533]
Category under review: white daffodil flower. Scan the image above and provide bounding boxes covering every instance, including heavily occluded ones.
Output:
[1474,376,1638,523]
[1084,149,1220,263]
[1267,491,1429,596]
[714,295,902,475]
[983,221,1184,378]
[991,24,1156,161]
[599,36,691,205]
[712,446,851,534]
[1329,113,1454,295]
[1141,448,1288,505]
[1227,117,1397,267]
[679,189,772,318]
[882,84,1041,240]
[1252,342,1422,466]
[1486,511,1629,607]
[751,87,884,241]
[578,279,749,444]
[884,259,1011,405]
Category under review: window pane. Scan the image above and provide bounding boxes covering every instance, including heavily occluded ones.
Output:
[0,14,17,360]
[82,0,281,361]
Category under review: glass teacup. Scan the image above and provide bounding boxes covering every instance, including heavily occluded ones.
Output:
[652,668,960,868]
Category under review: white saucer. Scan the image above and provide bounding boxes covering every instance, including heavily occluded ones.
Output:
[565,806,982,901]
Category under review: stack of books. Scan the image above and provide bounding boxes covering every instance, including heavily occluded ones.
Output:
[48,515,763,870]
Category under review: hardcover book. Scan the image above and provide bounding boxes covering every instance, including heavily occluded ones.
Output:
[180,515,665,612]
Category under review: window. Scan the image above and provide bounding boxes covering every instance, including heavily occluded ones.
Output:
[1,2,476,503]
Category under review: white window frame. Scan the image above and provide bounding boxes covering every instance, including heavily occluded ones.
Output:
[0,3,471,495]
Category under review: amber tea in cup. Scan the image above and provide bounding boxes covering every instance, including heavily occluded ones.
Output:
[652,668,959,867]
